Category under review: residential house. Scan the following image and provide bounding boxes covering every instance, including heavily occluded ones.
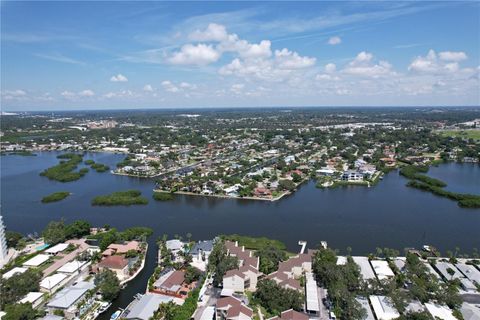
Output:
[216,296,253,320]
[98,255,129,280]
[223,265,262,292]
[267,309,308,320]
[46,281,95,319]
[190,240,214,271]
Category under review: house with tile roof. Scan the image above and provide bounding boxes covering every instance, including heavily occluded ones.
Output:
[216,296,253,320]
[267,309,308,320]
[223,265,262,292]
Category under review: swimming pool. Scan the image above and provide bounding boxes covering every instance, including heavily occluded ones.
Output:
[35,244,50,251]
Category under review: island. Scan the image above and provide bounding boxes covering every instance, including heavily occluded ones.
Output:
[91,190,148,206]
[41,191,71,203]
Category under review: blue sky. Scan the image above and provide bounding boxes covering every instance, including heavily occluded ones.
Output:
[1,1,479,110]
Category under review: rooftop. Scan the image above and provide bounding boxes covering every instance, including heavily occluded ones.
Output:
[125,294,174,320]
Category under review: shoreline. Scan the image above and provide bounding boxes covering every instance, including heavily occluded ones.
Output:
[152,189,291,202]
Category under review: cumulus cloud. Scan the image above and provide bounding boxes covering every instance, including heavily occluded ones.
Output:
[143,84,153,92]
[78,89,95,97]
[274,48,316,69]
[168,43,220,65]
[110,74,128,82]
[408,49,469,74]
[328,36,342,45]
[342,51,393,77]
[325,63,336,73]
[189,23,228,42]
[438,51,467,62]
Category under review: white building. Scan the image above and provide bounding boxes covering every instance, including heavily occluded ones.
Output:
[0,214,8,268]
[369,296,400,320]
[370,260,395,280]
[425,303,457,320]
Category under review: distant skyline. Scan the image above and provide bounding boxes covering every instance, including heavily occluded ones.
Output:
[1,1,479,110]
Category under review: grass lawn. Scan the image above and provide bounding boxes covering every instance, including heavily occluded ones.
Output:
[438,129,480,140]
[222,234,287,251]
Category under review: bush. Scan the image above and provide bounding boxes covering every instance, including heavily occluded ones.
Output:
[40,154,86,182]
[92,190,148,206]
[41,191,70,203]
[153,192,173,201]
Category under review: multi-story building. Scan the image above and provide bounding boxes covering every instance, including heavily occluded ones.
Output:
[0,214,9,268]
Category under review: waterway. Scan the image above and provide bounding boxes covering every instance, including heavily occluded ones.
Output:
[1,152,479,318]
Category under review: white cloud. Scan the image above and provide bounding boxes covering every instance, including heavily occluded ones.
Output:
[2,89,26,97]
[143,84,153,92]
[161,80,180,93]
[328,36,342,45]
[325,63,336,73]
[239,40,272,59]
[78,89,95,97]
[408,49,469,74]
[274,48,316,69]
[61,91,76,99]
[438,51,467,62]
[168,43,220,65]
[189,23,228,42]
[230,83,245,94]
[110,74,128,82]
[342,52,393,78]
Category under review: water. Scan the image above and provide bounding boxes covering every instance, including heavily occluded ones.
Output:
[1,152,479,317]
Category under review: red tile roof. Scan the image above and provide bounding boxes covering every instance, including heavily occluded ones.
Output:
[98,255,128,269]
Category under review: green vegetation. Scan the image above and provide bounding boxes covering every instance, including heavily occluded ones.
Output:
[84,159,95,165]
[3,303,38,320]
[5,231,26,250]
[222,234,287,251]
[400,165,447,187]
[255,246,288,275]
[152,289,200,320]
[0,269,43,308]
[207,240,239,286]
[312,248,365,319]
[91,163,110,172]
[253,279,304,315]
[153,192,174,201]
[94,269,121,301]
[89,226,153,251]
[92,190,148,206]
[42,219,92,245]
[39,153,87,182]
[41,191,70,203]
[407,181,480,208]
[439,129,480,141]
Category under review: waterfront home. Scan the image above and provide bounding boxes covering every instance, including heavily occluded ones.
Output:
[455,263,480,285]
[225,241,259,270]
[341,170,363,182]
[98,255,129,280]
[369,295,400,320]
[124,293,178,320]
[434,261,464,281]
[216,296,253,320]
[267,309,308,320]
[222,265,262,292]
[370,260,395,280]
[165,239,185,262]
[352,257,376,281]
[105,240,141,256]
[153,269,185,296]
[46,281,95,319]
[267,251,314,292]
[45,243,70,255]
[190,240,214,271]
[253,187,272,198]
[316,168,335,176]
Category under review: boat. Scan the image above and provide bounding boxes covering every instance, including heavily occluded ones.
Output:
[98,302,112,314]
[110,310,122,320]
